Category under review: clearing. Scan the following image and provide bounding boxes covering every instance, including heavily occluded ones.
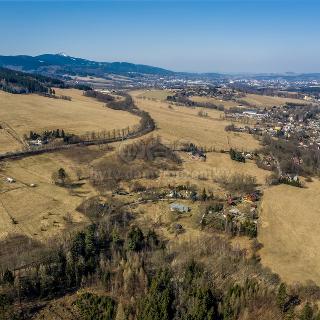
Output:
[259,180,320,285]
[137,89,173,101]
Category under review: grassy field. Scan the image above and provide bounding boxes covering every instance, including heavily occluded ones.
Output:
[1,87,315,288]
[259,180,320,284]
[0,89,139,152]
[241,94,307,108]
[0,148,105,245]
[133,90,260,151]
[0,141,120,269]
[190,95,239,109]
[0,130,21,153]
[137,89,173,101]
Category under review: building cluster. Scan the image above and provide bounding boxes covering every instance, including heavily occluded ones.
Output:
[225,103,320,150]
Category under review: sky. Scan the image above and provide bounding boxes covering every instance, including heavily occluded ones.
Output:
[0,0,319,73]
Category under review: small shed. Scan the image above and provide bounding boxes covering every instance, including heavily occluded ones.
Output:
[170,203,190,213]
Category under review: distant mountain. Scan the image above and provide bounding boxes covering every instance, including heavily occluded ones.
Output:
[0,53,175,77]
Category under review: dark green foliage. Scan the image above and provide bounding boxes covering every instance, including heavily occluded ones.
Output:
[276,283,288,312]
[71,231,86,258]
[206,203,224,214]
[222,279,261,320]
[241,219,257,238]
[0,293,13,319]
[201,188,208,201]
[178,261,218,320]
[184,260,203,285]
[28,129,75,144]
[105,93,155,132]
[74,84,92,91]
[299,303,314,320]
[0,54,174,76]
[0,67,64,94]
[137,269,174,320]
[183,288,217,320]
[166,94,222,111]
[279,176,303,188]
[84,90,115,103]
[229,149,245,163]
[127,226,144,251]
[2,269,14,285]
[75,292,116,320]
[145,229,160,249]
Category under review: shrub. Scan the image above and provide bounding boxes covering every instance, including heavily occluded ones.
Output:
[127,226,144,251]
[75,292,116,320]
[229,149,245,163]
[215,173,257,194]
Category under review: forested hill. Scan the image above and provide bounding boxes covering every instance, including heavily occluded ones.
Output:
[0,53,174,77]
[0,67,65,94]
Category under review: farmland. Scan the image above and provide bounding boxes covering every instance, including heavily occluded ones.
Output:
[190,95,239,109]
[0,88,139,152]
[241,93,307,108]
[137,89,173,101]
[132,90,260,151]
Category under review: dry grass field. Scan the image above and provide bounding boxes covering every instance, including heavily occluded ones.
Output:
[132,90,260,151]
[0,87,315,288]
[259,180,320,285]
[137,89,173,101]
[134,151,268,191]
[0,149,103,244]
[241,94,307,108]
[0,130,21,153]
[190,95,239,109]
[0,89,139,152]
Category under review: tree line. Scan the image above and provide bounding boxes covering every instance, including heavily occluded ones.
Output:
[0,67,66,94]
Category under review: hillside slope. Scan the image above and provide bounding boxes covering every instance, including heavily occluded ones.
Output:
[0,53,174,77]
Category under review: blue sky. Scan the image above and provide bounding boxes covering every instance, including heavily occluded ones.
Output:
[0,0,319,73]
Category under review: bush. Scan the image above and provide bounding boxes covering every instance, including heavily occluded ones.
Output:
[229,149,245,163]
[127,226,144,251]
[75,292,116,320]
[215,173,257,194]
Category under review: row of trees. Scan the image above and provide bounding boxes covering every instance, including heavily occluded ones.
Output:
[167,94,224,111]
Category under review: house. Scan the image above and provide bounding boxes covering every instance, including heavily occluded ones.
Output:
[29,139,43,146]
[170,203,190,213]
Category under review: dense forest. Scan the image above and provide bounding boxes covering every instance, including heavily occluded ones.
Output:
[0,67,65,94]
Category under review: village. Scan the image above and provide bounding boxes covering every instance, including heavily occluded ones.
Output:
[224,102,320,149]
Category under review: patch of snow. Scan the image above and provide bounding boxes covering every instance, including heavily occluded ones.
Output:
[57,52,68,57]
